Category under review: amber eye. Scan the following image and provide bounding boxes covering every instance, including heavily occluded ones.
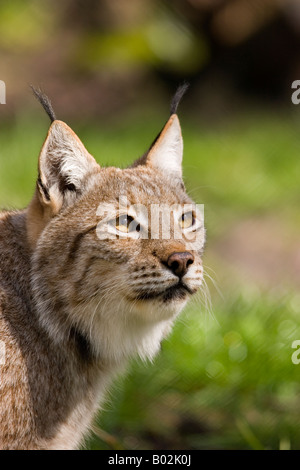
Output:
[115,214,135,233]
[179,211,195,229]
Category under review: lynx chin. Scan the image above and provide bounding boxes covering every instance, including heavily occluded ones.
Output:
[0,85,205,450]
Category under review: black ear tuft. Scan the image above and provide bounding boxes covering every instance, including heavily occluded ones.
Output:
[170,82,190,115]
[30,85,57,122]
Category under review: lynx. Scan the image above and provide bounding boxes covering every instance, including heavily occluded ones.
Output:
[0,85,205,450]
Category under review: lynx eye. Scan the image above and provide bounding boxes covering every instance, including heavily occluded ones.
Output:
[115,214,136,233]
[179,211,195,229]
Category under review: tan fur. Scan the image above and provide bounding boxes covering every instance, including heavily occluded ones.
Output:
[0,113,205,449]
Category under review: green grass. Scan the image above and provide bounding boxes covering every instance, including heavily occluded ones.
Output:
[0,108,299,449]
[89,292,300,450]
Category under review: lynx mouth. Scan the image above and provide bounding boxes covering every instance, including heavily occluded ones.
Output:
[130,282,196,303]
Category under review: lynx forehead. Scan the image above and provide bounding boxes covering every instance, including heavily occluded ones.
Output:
[0,85,205,449]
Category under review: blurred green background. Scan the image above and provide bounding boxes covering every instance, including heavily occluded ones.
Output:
[1,0,300,450]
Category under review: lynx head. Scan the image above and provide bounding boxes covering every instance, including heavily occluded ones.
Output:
[27,86,205,364]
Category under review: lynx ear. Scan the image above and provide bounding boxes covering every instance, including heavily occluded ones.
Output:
[131,114,183,178]
[37,120,100,212]
[131,83,188,176]
[27,120,100,247]
[145,114,183,177]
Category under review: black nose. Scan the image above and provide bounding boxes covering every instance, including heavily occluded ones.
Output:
[167,252,194,278]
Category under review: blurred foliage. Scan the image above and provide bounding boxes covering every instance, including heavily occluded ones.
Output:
[1,0,300,120]
[0,0,53,51]
[73,13,208,75]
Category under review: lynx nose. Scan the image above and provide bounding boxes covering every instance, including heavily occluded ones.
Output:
[167,252,194,278]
